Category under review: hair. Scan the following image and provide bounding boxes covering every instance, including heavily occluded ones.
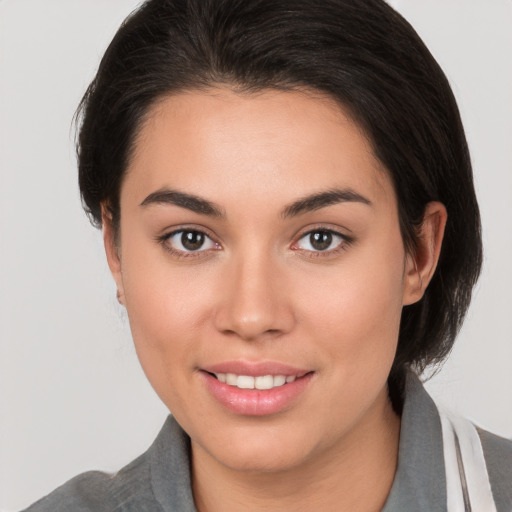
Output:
[76,0,482,394]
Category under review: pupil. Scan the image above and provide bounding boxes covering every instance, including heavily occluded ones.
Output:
[181,231,205,251]
[310,231,332,251]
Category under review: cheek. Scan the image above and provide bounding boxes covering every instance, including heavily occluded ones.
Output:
[120,262,219,418]
[297,240,406,370]
[118,237,211,376]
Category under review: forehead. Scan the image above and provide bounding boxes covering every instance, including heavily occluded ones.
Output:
[125,88,395,211]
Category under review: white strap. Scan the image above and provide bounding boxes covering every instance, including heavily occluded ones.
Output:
[438,407,497,512]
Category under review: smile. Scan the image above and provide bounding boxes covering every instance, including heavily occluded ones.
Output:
[213,373,297,390]
[201,364,314,416]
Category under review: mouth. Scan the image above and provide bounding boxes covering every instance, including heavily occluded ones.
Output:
[200,365,314,416]
[208,372,304,390]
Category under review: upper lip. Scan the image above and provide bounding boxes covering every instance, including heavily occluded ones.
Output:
[201,360,311,377]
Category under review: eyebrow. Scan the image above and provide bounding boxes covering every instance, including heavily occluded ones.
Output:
[281,188,372,218]
[140,187,371,219]
[140,189,225,217]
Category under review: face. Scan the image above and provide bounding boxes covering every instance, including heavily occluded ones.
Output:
[105,88,430,475]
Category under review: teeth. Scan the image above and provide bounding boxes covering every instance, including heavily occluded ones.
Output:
[226,373,238,386]
[274,375,286,386]
[237,375,255,389]
[255,375,273,390]
[214,373,298,390]
[254,375,274,389]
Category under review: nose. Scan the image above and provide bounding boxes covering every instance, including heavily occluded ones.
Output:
[213,252,295,341]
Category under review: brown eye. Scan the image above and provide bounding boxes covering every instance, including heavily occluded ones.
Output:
[295,229,346,252]
[181,231,205,251]
[309,231,333,251]
[165,230,218,253]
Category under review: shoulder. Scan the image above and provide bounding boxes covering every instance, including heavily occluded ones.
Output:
[21,451,161,512]
[21,416,194,512]
[431,390,512,511]
[478,427,512,510]
[386,372,511,512]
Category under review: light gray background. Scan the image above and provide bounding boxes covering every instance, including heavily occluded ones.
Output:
[1,1,511,510]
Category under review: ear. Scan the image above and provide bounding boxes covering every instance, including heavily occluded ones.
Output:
[403,201,447,306]
[101,204,125,306]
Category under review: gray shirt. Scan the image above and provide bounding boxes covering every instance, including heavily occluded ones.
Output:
[23,374,512,511]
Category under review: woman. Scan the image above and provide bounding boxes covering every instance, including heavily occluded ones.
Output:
[21,0,511,510]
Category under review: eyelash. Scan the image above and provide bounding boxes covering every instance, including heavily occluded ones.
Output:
[157,228,221,259]
[291,227,354,258]
[157,226,354,260]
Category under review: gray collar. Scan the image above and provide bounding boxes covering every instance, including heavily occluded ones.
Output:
[382,372,446,511]
[149,372,446,511]
[149,415,196,511]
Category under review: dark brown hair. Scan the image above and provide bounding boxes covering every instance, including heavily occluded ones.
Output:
[76,0,482,390]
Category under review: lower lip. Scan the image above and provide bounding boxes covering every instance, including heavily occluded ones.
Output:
[201,371,314,416]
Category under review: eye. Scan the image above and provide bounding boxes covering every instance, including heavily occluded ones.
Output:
[294,229,348,253]
[163,229,219,253]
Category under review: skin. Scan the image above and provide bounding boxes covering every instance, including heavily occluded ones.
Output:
[103,88,446,511]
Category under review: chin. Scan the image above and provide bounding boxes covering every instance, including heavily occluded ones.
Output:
[213,445,310,474]
[192,420,321,474]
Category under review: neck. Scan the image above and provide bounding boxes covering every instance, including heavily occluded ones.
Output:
[192,388,401,512]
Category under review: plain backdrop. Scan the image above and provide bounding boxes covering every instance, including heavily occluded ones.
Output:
[1,1,511,510]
